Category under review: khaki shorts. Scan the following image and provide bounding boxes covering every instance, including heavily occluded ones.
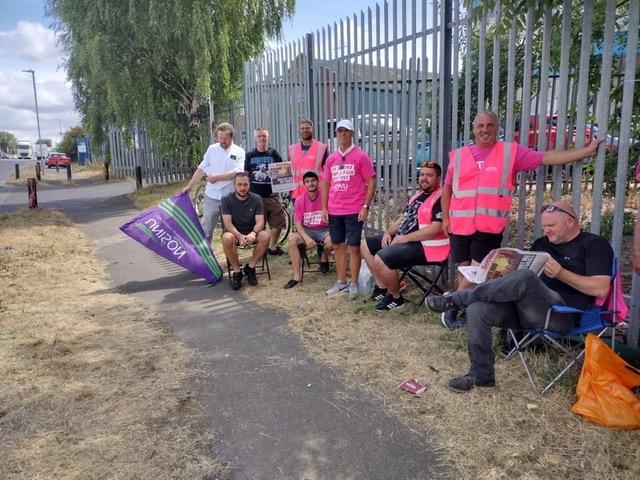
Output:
[262,196,287,230]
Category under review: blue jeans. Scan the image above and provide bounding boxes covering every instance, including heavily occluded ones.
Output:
[452,270,574,380]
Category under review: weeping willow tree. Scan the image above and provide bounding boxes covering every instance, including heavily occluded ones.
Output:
[46,0,295,167]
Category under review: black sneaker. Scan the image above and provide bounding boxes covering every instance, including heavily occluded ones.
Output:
[427,294,458,313]
[441,310,467,330]
[319,261,330,274]
[370,286,388,301]
[375,294,406,312]
[243,264,258,286]
[447,374,495,392]
[230,271,243,290]
[268,246,285,256]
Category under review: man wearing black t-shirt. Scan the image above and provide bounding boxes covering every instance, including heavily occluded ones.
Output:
[361,162,448,312]
[221,173,270,290]
[427,201,614,392]
[244,128,287,256]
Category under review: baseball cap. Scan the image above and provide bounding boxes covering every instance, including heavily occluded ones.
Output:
[336,119,354,131]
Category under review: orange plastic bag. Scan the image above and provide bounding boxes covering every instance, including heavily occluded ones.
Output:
[572,334,640,429]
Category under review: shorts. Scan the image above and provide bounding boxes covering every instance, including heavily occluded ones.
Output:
[450,231,503,264]
[297,227,329,244]
[262,196,286,230]
[365,234,428,269]
[328,214,364,246]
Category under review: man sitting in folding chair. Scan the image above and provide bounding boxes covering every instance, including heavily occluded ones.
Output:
[361,161,450,311]
[283,171,333,289]
[221,172,270,290]
[427,201,613,392]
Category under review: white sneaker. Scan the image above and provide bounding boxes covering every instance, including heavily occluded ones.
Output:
[326,281,348,295]
[348,283,359,300]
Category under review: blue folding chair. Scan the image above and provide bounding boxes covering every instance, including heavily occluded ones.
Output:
[505,258,621,394]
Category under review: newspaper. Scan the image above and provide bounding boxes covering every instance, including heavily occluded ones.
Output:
[458,247,550,284]
[269,162,294,193]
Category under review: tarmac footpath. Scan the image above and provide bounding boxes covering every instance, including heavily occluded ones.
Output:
[45,178,447,479]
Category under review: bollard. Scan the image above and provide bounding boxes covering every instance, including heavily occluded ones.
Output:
[35,163,42,181]
[28,178,38,209]
[103,161,110,181]
[15,163,20,179]
[55,159,59,173]
[66,164,72,181]
[135,165,143,190]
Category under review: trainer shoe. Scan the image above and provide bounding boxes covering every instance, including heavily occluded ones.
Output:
[319,261,330,274]
[268,246,285,256]
[326,281,348,295]
[283,278,300,289]
[375,294,406,312]
[348,283,359,300]
[370,285,388,302]
[427,294,458,313]
[242,264,258,286]
[230,271,243,290]
[441,310,468,330]
[447,374,495,393]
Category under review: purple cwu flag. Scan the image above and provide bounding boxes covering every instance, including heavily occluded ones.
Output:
[120,193,223,284]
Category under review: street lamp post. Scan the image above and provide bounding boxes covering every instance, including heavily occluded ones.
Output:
[23,69,44,172]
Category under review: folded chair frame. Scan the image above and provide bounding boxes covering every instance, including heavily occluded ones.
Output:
[505,258,620,394]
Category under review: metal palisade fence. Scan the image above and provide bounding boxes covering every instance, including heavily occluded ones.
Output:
[242,0,640,344]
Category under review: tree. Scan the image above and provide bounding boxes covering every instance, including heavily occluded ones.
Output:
[57,126,87,163]
[0,131,18,154]
[46,0,295,168]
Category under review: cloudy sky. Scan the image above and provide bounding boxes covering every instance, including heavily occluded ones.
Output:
[0,0,375,147]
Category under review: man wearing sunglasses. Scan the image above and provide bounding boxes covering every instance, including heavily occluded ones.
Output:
[361,162,449,311]
[322,119,376,300]
[427,201,613,392]
[439,110,604,329]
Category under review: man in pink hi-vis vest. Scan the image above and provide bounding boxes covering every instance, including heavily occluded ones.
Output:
[439,111,603,330]
[288,119,329,200]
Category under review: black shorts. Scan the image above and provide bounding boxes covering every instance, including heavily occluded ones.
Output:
[365,234,428,269]
[450,231,503,264]
[328,214,364,246]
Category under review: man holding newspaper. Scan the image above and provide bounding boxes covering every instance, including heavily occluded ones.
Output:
[427,201,613,392]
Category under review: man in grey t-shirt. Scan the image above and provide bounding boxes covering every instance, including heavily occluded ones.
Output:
[221,173,270,290]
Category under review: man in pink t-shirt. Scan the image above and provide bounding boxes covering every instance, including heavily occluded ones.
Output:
[283,171,333,289]
[438,110,604,330]
[322,119,376,300]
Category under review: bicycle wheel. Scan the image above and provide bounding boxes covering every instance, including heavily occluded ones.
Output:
[278,203,291,244]
[193,184,205,218]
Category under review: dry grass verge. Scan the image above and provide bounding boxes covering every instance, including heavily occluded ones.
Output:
[243,254,640,479]
[126,182,639,478]
[0,208,226,479]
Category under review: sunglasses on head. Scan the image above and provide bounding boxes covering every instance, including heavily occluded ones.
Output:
[540,204,576,219]
[420,161,437,168]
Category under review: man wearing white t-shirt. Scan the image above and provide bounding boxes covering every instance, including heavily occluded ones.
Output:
[182,122,245,242]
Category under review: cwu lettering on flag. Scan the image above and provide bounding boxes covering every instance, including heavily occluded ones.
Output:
[120,193,223,284]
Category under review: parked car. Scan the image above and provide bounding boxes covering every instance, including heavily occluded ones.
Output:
[47,153,70,168]
[504,116,557,150]
[1,153,9,159]
[327,114,412,175]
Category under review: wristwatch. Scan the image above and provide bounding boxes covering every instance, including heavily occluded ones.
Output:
[363,204,370,209]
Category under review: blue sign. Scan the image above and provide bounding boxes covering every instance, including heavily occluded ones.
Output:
[77,139,87,166]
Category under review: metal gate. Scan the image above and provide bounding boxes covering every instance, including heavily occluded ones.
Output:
[243,0,640,344]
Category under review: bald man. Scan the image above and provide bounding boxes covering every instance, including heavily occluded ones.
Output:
[427,201,613,392]
[439,111,604,329]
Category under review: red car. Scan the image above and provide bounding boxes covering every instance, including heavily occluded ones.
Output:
[47,153,70,168]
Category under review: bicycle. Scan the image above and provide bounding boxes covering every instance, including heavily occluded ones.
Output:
[192,182,292,245]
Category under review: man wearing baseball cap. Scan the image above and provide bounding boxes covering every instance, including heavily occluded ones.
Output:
[322,119,376,299]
